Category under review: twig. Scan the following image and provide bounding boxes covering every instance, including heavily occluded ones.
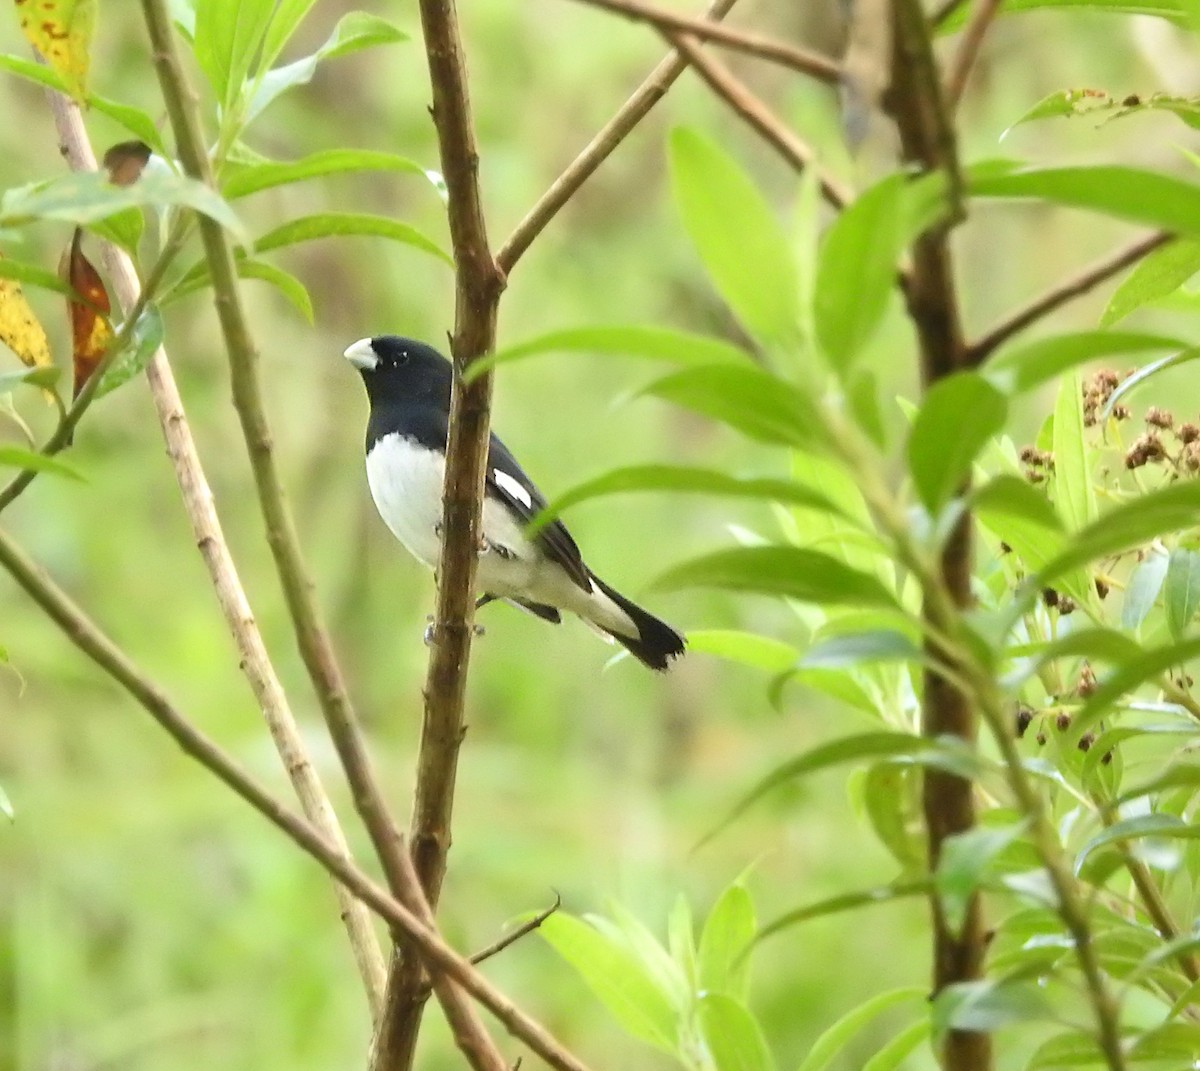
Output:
[0,527,592,1071]
[38,81,390,1015]
[665,31,851,208]
[564,0,839,84]
[137,0,412,903]
[944,0,1004,108]
[932,0,970,26]
[886,3,988,1068]
[966,231,1173,364]
[372,0,508,1067]
[498,0,739,273]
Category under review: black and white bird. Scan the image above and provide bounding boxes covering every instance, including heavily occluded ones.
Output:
[344,335,686,671]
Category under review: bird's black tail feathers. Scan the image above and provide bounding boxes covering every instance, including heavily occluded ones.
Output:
[590,575,685,672]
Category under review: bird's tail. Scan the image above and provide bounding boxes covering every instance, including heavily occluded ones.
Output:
[589,574,685,671]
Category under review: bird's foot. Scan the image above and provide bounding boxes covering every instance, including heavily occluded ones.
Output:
[422,614,486,645]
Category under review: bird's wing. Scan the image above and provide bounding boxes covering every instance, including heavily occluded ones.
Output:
[486,432,592,592]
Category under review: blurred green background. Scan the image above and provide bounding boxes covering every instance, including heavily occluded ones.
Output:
[1,3,1196,1069]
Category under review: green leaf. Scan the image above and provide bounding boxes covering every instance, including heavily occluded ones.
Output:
[1039,481,1200,587]
[908,372,1008,512]
[755,883,930,947]
[970,475,1062,531]
[641,365,824,449]
[799,630,921,670]
[259,0,319,71]
[1101,238,1200,326]
[0,781,12,821]
[466,324,750,383]
[1075,813,1200,873]
[939,0,1184,29]
[1112,759,1200,807]
[1166,548,1200,638]
[667,895,697,992]
[1052,371,1096,531]
[698,882,755,1000]
[1008,88,1200,137]
[861,1021,931,1071]
[704,733,976,844]
[0,447,83,481]
[0,366,61,396]
[1,170,247,247]
[254,212,449,265]
[246,12,408,124]
[815,173,906,370]
[223,148,427,199]
[698,995,776,1071]
[931,978,1053,1036]
[1120,542,1169,631]
[680,630,798,673]
[96,305,164,398]
[653,546,897,608]
[971,163,1200,234]
[89,96,168,156]
[1099,347,1200,421]
[164,256,314,321]
[528,465,843,536]
[982,330,1184,394]
[195,0,275,108]
[936,824,1027,937]
[669,127,799,347]
[538,914,678,1053]
[0,258,72,297]
[795,988,927,1071]
[1025,1032,1105,1069]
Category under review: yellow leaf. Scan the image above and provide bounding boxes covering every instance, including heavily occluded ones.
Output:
[15,0,96,102]
[0,260,52,371]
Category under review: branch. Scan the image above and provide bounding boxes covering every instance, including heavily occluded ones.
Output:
[0,528,591,1071]
[944,0,1004,109]
[666,31,851,208]
[966,231,1173,363]
[373,0,508,1067]
[564,0,839,84]
[136,0,412,905]
[38,82,389,1015]
[498,0,739,273]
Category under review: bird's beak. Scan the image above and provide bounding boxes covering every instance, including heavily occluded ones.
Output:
[343,338,379,370]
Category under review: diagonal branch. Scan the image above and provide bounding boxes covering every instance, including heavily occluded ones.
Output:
[498,0,738,273]
[136,0,411,907]
[0,527,589,1071]
[666,31,851,208]
[564,0,840,83]
[38,81,389,1015]
[944,0,1004,108]
[966,231,1173,364]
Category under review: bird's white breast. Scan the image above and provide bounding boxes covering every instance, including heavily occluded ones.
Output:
[365,433,446,568]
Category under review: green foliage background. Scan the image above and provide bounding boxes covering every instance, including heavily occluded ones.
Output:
[1,3,1197,1070]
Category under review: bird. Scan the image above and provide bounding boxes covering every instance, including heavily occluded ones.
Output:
[343,335,686,671]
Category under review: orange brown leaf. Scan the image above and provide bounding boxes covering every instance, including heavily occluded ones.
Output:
[15,0,96,102]
[60,228,113,398]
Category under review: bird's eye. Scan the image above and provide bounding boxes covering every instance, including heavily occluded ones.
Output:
[396,350,409,365]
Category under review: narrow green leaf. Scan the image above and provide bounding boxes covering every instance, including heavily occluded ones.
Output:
[0,366,61,396]
[1120,543,1169,631]
[1008,88,1200,137]
[667,895,697,992]
[686,630,798,673]
[194,0,274,107]
[971,164,1200,235]
[653,546,897,608]
[1101,238,1200,326]
[1025,1031,1105,1070]
[223,148,427,199]
[698,882,755,1000]
[254,212,449,265]
[1165,548,1200,638]
[1052,371,1096,531]
[982,330,1183,394]
[1075,813,1200,874]
[795,988,927,1071]
[89,96,167,155]
[1099,347,1200,421]
[96,305,164,398]
[800,630,921,670]
[669,127,799,347]
[466,325,749,383]
[931,978,1053,1036]
[970,475,1062,531]
[538,914,678,1053]
[0,781,12,820]
[0,447,83,480]
[163,256,313,321]
[755,884,931,947]
[259,0,319,71]
[861,1021,931,1071]
[1113,760,1200,807]
[528,465,842,536]
[641,365,824,450]
[699,995,776,1071]
[936,824,1028,937]
[908,372,1008,512]
[0,258,72,296]
[1002,627,1141,691]
[815,173,906,370]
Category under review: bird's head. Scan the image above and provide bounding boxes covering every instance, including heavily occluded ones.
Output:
[343,336,453,406]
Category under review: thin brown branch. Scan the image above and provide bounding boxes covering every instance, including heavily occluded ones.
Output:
[0,528,591,1071]
[497,0,739,273]
[666,31,851,208]
[944,0,1004,109]
[565,0,840,83]
[40,82,389,1015]
[137,0,411,906]
[373,0,508,1068]
[966,231,1173,364]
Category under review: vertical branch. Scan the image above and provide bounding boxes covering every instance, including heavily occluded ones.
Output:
[885,4,989,1069]
[372,2,505,1068]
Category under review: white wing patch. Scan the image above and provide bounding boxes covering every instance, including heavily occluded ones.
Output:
[492,468,533,510]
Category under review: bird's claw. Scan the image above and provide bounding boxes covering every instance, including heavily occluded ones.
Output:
[422,614,485,645]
